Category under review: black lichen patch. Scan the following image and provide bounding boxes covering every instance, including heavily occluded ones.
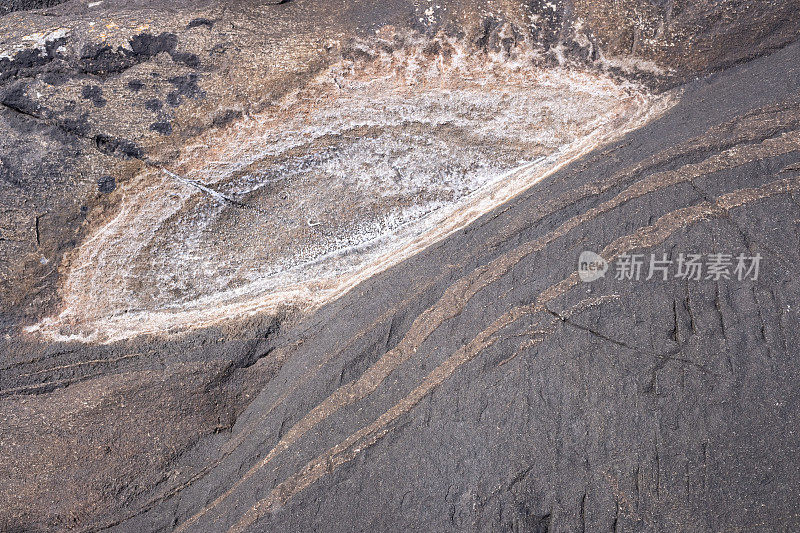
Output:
[60,114,91,137]
[128,33,178,57]
[166,91,181,107]
[0,31,198,95]
[171,51,200,68]
[1,84,42,116]
[149,121,172,135]
[127,79,145,91]
[97,175,116,193]
[165,73,204,106]
[78,33,198,78]
[129,32,199,68]
[78,43,135,77]
[81,85,106,107]
[187,18,214,30]
[144,98,163,111]
[168,73,203,98]
[0,0,68,16]
[0,48,50,81]
[0,36,68,84]
[94,134,143,160]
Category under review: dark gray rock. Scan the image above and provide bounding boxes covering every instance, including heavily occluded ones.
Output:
[0,0,68,16]
[114,40,799,532]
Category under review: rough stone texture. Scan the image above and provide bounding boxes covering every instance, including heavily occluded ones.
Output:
[1,0,798,328]
[1,0,800,532]
[0,0,67,16]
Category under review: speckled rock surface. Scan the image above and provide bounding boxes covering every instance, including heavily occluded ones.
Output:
[1,1,799,531]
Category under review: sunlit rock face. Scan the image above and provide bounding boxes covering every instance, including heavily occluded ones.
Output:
[33,31,668,342]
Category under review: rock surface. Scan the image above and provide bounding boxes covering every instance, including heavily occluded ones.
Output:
[1,0,800,531]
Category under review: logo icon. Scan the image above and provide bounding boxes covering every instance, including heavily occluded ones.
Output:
[578,251,608,282]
